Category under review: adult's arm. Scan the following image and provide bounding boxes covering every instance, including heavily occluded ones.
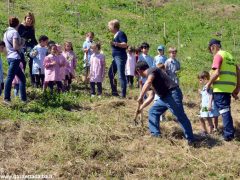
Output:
[205,68,220,90]
[232,65,240,99]
[13,37,24,51]
[137,74,154,103]
[112,41,128,49]
[139,90,155,112]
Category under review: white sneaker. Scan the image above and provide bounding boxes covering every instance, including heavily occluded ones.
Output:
[98,95,102,99]
[91,94,95,98]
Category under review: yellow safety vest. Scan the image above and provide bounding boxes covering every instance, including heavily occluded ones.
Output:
[213,50,237,93]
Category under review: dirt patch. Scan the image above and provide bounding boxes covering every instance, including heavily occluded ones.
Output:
[195,3,240,17]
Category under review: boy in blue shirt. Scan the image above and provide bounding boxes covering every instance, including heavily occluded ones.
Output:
[155,45,167,68]
[139,42,155,89]
[82,32,94,83]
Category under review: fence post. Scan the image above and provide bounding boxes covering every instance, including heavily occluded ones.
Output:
[163,22,166,38]
[7,0,10,14]
[233,32,236,51]
[178,30,180,51]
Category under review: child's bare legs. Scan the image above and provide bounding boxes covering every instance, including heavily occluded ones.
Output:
[200,118,208,134]
[206,117,214,134]
[213,117,219,131]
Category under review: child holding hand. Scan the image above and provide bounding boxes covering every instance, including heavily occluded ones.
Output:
[198,71,219,136]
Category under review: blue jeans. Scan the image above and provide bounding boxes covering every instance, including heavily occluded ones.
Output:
[148,87,194,141]
[108,56,127,97]
[213,93,234,140]
[4,59,27,101]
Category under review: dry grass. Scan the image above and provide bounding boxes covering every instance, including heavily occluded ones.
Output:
[0,88,240,179]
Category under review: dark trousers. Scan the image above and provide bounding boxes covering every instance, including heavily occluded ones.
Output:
[126,75,134,86]
[213,93,235,140]
[4,59,27,101]
[45,81,63,93]
[108,56,127,97]
[90,82,102,95]
[33,74,45,88]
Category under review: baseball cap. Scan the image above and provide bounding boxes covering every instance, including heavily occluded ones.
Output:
[208,39,221,47]
[157,45,165,51]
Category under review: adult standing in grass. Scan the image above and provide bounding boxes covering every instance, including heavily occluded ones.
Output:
[206,39,239,141]
[108,19,128,98]
[18,12,38,86]
[135,61,195,144]
[3,16,27,103]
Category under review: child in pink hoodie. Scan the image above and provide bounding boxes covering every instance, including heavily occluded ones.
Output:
[43,44,64,93]
[62,41,77,91]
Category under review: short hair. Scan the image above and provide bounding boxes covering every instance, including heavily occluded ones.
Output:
[48,43,57,51]
[127,46,135,53]
[86,32,94,37]
[168,47,177,53]
[47,40,56,47]
[90,42,101,50]
[38,35,49,42]
[108,19,120,30]
[198,71,210,80]
[140,42,150,49]
[0,41,5,47]
[136,61,149,71]
[8,16,19,28]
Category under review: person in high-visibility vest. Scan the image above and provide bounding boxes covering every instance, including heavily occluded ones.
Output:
[206,39,240,141]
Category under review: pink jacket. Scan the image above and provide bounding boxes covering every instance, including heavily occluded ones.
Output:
[89,53,105,83]
[62,51,77,77]
[58,54,67,80]
[44,54,63,82]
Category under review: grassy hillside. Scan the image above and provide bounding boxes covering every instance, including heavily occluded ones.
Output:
[1,0,240,86]
[0,0,240,179]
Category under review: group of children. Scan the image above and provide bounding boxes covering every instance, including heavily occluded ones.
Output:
[0,31,219,136]
[0,35,78,95]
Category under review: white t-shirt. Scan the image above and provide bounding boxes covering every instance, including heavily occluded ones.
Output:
[3,27,21,59]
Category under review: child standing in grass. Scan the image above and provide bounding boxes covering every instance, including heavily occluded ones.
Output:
[62,41,77,91]
[155,45,167,68]
[165,47,180,85]
[89,42,105,98]
[43,44,63,93]
[198,71,219,136]
[0,41,6,96]
[125,46,136,88]
[83,32,94,83]
[30,35,49,88]
[139,42,155,89]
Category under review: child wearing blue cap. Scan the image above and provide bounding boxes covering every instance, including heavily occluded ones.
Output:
[155,45,167,68]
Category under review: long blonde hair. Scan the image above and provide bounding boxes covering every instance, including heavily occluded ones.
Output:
[23,12,35,28]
